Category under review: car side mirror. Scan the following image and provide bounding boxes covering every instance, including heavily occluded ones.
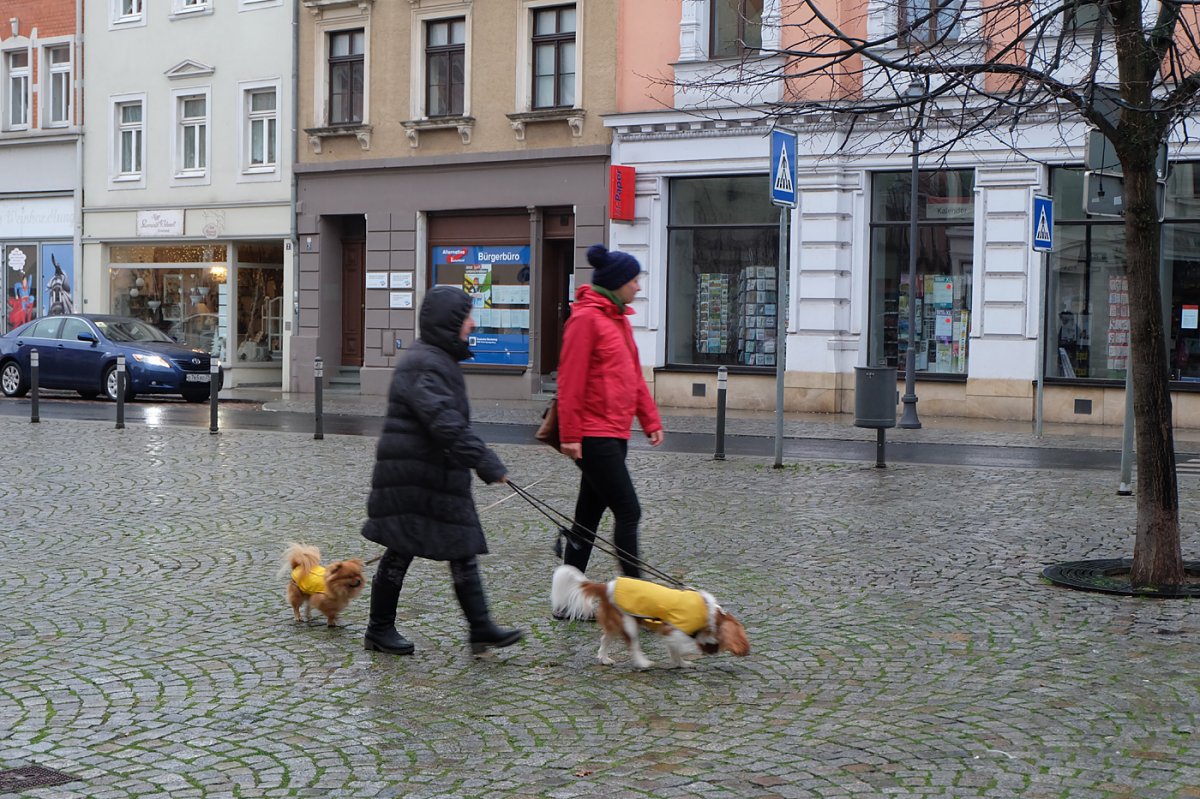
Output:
[77,332,98,344]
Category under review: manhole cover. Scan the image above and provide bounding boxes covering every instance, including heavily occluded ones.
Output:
[1043,558,1200,597]
[0,765,78,793]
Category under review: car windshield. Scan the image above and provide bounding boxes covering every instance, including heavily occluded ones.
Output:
[95,318,174,343]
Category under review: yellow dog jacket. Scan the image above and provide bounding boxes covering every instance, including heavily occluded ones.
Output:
[291,565,327,595]
[612,577,708,636]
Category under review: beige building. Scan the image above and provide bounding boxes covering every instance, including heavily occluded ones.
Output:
[293,0,619,398]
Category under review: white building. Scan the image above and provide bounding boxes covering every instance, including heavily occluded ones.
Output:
[81,0,295,389]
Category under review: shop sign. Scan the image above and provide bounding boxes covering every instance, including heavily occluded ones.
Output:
[610,165,636,221]
[136,209,184,237]
[0,197,72,237]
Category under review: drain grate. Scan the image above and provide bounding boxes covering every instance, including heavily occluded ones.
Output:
[0,766,79,794]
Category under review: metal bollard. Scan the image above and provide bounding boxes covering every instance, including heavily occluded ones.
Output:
[875,429,886,469]
[30,349,39,423]
[209,359,220,435]
[714,366,727,461]
[314,356,324,440]
[115,354,126,429]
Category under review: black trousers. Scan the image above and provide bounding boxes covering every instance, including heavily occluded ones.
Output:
[563,436,642,578]
[376,549,481,590]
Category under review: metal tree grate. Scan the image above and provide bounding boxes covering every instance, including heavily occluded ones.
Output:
[1043,558,1200,598]
[0,766,79,794]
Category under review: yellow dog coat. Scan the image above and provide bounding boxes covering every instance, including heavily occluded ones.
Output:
[291,565,327,595]
[612,577,708,636]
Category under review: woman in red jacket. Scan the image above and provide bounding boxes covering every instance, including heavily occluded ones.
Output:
[556,244,664,587]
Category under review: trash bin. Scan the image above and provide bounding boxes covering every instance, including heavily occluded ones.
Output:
[854,366,897,429]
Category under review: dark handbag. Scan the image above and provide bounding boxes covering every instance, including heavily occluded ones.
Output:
[535,397,561,452]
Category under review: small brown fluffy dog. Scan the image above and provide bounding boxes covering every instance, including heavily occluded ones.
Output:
[551,565,750,669]
[279,543,366,627]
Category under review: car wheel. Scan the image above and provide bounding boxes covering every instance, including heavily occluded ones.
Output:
[1,360,29,398]
[78,390,99,400]
[103,365,134,402]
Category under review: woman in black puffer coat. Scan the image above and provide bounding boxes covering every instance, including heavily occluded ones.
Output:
[361,285,523,656]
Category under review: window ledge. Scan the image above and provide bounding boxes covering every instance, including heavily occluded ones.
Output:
[302,0,374,18]
[506,108,585,141]
[304,124,372,154]
[400,116,475,148]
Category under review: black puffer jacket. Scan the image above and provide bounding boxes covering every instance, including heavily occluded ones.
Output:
[361,287,506,560]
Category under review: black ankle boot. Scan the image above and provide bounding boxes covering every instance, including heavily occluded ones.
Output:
[364,573,414,656]
[453,567,523,655]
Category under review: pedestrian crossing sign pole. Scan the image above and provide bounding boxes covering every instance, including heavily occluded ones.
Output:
[1033,193,1053,438]
[768,127,796,467]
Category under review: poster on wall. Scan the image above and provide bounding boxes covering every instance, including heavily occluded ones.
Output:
[432,245,531,365]
[41,243,75,316]
[5,244,38,333]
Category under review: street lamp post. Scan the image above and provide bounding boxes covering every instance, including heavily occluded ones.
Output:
[899,78,926,429]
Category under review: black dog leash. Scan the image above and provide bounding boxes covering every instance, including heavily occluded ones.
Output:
[507,479,686,589]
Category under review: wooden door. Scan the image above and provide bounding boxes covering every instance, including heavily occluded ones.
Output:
[341,239,364,366]
[540,239,573,374]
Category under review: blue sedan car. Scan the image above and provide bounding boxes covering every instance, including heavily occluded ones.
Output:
[0,314,222,402]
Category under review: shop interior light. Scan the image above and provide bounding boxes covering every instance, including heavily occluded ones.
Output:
[210,265,228,283]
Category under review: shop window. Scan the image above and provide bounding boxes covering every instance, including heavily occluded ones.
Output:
[5,244,38,332]
[328,29,365,125]
[1047,164,1200,383]
[868,170,975,374]
[711,0,763,58]
[426,18,466,117]
[666,175,780,368]
[532,5,576,109]
[234,243,285,362]
[108,245,228,354]
[431,244,531,366]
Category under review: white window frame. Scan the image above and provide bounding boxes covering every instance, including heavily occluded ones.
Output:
[408,2,472,121]
[171,0,214,19]
[238,78,283,181]
[515,0,582,113]
[678,0,780,63]
[42,41,74,128]
[312,9,371,128]
[171,87,211,184]
[111,0,148,29]
[4,47,31,131]
[239,0,282,10]
[111,93,147,189]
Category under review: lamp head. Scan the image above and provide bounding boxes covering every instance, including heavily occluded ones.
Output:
[902,78,926,140]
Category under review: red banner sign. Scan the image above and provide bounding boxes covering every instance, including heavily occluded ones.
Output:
[609,165,636,221]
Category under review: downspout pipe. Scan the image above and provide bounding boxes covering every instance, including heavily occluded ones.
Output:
[75,0,84,312]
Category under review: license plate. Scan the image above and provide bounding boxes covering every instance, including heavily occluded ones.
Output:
[186,373,211,383]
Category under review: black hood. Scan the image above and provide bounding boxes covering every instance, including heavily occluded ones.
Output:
[418,286,473,361]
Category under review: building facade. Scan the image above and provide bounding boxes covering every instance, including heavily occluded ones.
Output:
[603,0,1200,428]
[80,0,295,389]
[292,0,617,398]
[0,0,80,336]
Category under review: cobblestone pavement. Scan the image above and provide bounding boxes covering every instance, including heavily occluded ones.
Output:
[2,414,1199,798]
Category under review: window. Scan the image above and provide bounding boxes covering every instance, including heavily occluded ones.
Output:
[114,0,145,24]
[900,0,962,43]
[46,46,72,126]
[6,50,29,129]
[666,176,780,367]
[246,87,278,169]
[177,94,207,174]
[116,101,144,177]
[868,170,975,374]
[328,29,364,125]
[711,0,763,58]
[1063,1,1102,34]
[532,6,576,109]
[425,18,465,117]
[175,0,210,12]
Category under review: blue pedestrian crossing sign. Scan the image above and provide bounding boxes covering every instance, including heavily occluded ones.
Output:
[1032,194,1053,252]
[770,128,797,208]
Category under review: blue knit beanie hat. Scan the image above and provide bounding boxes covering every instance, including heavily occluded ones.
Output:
[587,244,641,290]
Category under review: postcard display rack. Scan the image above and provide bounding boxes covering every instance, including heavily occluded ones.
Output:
[695,267,778,365]
[890,274,969,373]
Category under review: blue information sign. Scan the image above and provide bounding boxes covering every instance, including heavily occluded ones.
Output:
[1032,195,1053,252]
[769,128,797,208]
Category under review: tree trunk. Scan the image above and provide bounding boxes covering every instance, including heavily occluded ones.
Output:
[1122,159,1184,587]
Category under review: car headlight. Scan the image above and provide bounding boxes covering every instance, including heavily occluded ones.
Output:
[132,353,171,369]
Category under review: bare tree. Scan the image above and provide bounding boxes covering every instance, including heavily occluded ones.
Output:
[674,0,1199,587]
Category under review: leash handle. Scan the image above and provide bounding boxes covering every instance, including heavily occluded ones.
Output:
[507,480,684,589]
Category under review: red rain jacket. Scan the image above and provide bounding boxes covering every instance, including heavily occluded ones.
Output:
[557,285,662,444]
